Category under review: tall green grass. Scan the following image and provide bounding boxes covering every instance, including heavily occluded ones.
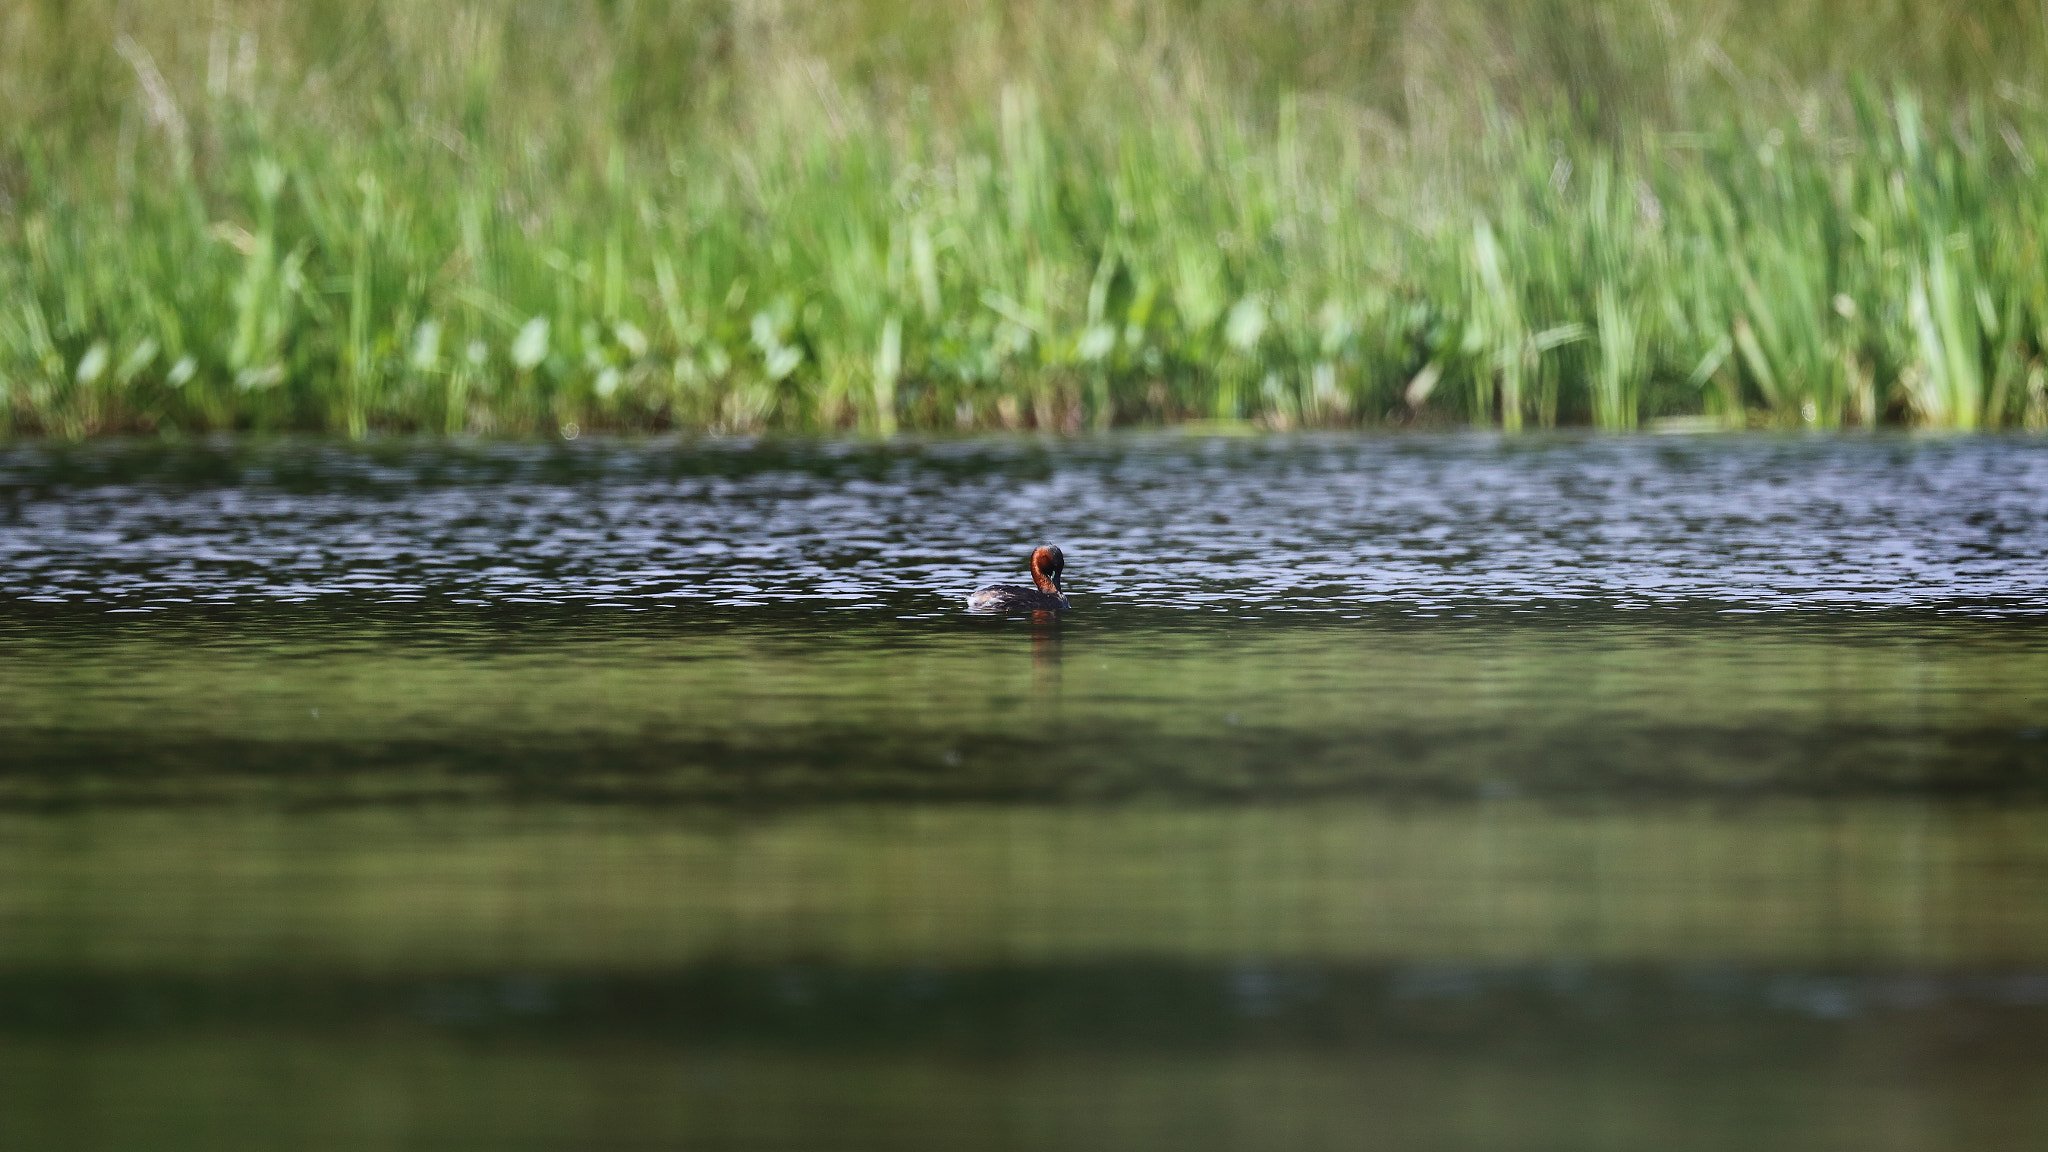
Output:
[7,0,2048,435]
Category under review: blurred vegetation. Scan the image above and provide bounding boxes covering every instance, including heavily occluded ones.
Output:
[7,0,2048,434]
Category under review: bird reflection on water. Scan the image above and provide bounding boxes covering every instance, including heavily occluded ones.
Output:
[1030,609,1063,697]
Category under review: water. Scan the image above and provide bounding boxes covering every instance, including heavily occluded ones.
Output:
[3,432,2047,1152]
[4,433,2044,614]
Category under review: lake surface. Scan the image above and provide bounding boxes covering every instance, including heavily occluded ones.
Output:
[3,432,2047,1152]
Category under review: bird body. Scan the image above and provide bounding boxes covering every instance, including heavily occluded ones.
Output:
[967,545,1069,612]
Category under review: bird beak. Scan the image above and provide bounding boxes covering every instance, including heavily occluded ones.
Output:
[1053,572,1063,592]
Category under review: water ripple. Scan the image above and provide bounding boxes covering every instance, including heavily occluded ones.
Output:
[2,433,2044,615]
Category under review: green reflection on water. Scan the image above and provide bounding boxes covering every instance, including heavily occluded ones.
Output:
[3,800,2046,970]
[3,615,2044,804]
[3,613,2046,1151]
[7,1040,2044,1152]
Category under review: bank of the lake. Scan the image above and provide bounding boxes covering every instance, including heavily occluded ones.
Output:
[10,1,2048,438]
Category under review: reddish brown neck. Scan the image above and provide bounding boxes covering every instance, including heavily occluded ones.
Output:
[1029,554,1059,595]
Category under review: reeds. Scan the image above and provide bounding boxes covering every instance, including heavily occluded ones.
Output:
[7,0,2048,435]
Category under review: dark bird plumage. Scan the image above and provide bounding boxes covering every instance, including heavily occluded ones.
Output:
[967,545,1069,612]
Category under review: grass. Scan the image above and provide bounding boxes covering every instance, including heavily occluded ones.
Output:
[7,1,2048,436]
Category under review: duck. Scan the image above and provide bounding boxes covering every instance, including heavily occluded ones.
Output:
[967,545,1069,613]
